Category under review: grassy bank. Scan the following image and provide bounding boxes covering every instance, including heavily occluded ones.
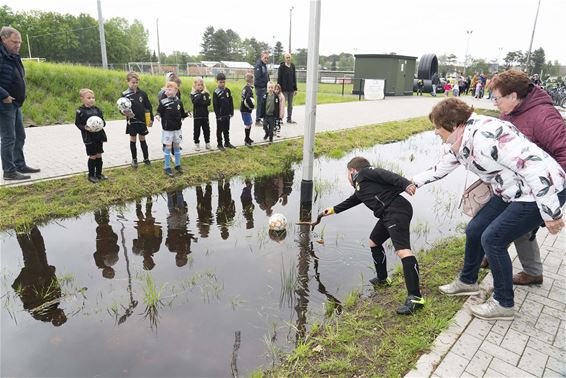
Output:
[22,62,357,126]
[260,237,472,377]
[0,117,430,231]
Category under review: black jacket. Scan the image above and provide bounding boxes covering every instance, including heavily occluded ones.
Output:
[74,105,108,144]
[277,62,297,92]
[240,84,255,113]
[254,59,269,89]
[260,92,280,119]
[190,91,211,119]
[157,96,188,131]
[121,88,153,125]
[333,167,411,218]
[213,87,234,119]
[0,44,26,106]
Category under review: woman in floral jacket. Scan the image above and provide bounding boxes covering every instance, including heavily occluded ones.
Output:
[412,98,566,321]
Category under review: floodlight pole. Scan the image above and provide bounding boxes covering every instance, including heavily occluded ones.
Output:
[525,0,542,74]
[300,0,321,206]
[288,6,294,53]
[156,18,162,74]
[26,34,31,59]
[96,0,108,69]
[463,30,472,75]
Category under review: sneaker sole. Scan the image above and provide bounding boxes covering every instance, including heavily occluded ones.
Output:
[471,312,514,321]
[439,289,480,296]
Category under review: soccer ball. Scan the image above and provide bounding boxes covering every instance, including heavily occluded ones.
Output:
[85,116,104,132]
[268,213,287,231]
[116,97,132,112]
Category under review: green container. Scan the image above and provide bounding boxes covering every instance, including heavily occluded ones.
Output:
[353,54,417,96]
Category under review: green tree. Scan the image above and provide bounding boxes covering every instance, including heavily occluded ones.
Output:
[273,41,284,63]
[503,50,524,70]
[200,26,215,59]
[530,47,545,75]
[294,48,308,67]
[225,28,243,61]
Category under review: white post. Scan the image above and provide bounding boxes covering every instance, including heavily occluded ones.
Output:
[97,0,108,69]
[156,18,162,74]
[26,34,31,59]
[300,0,321,206]
[525,0,542,74]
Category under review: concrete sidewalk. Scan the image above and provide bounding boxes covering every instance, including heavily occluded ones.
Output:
[1,96,494,186]
[406,226,566,378]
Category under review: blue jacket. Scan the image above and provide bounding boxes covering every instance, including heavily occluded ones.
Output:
[254,59,269,89]
[0,44,26,107]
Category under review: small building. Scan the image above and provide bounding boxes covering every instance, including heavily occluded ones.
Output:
[353,54,417,96]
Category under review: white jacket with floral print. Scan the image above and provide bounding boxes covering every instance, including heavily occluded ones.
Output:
[413,114,566,221]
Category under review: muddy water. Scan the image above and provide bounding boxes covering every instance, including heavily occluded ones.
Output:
[0,131,470,377]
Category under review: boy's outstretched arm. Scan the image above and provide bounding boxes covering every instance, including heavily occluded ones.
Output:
[325,193,362,216]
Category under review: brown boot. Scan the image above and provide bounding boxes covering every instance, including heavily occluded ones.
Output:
[513,271,543,285]
[480,257,489,269]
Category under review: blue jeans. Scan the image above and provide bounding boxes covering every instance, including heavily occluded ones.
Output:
[255,87,266,121]
[460,190,566,307]
[431,84,437,96]
[0,104,26,174]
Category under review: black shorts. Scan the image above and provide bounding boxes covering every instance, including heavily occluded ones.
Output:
[85,142,104,156]
[126,122,149,136]
[369,196,413,251]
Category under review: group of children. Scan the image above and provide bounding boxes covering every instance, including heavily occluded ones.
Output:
[74,71,290,182]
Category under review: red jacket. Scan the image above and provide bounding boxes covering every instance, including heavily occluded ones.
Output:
[501,85,566,170]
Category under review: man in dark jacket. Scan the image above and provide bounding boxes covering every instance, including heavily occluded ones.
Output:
[431,72,440,97]
[254,51,270,125]
[0,26,39,180]
[277,53,298,123]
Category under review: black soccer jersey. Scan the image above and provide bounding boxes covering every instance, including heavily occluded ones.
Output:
[74,105,108,144]
[121,88,153,125]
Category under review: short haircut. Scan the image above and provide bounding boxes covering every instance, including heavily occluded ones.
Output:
[261,50,270,57]
[429,98,474,132]
[166,81,178,89]
[245,72,254,82]
[0,26,20,40]
[491,70,531,99]
[126,71,140,81]
[347,157,370,171]
[79,88,94,97]
[216,72,226,81]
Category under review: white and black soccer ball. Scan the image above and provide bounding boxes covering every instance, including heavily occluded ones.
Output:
[116,97,132,112]
[85,116,104,132]
[268,213,287,231]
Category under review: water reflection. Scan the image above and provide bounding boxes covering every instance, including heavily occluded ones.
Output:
[166,190,196,267]
[196,183,213,237]
[93,209,119,279]
[12,226,67,326]
[241,180,255,229]
[216,180,236,240]
[132,198,162,271]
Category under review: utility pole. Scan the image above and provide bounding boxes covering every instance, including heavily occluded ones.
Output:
[156,18,162,74]
[300,0,321,207]
[463,30,472,75]
[26,34,31,59]
[525,0,542,74]
[288,6,294,53]
[96,0,108,69]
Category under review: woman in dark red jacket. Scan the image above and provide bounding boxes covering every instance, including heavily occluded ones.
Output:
[490,70,566,285]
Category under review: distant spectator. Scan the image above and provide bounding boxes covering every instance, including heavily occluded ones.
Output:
[277,53,298,123]
[531,74,542,87]
[254,51,270,125]
[444,81,452,97]
[431,72,440,96]
[452,81,460,97]
[416,79,424,96]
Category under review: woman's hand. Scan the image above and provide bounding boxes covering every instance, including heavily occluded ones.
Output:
[405,183,417,196]
[322,207,334,216]
[545,218,564,235]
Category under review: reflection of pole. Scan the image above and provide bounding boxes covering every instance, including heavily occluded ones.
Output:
[463,30,472,75]
[96,0,108,69]
[117,214,138,324]
[525,0,542,74]
[230,330,241,378]
[295,201,314,344]
[300,0,321,206]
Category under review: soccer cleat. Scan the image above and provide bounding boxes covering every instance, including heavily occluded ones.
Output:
[225,143,236,149]
[470,297,514,321]
[370,276,392,287]
[131,159,138,168]
[174,166,184,174]
[205,143,212,150]
[143,159,151,166]
[88,175,99,183]
[96,174,108,181]
[396,295,425,315]
[245,140,252,147]
[217,145,226,151]
[439,279,480,296]
[194,143,201,151]
[263,134,268,141]
[164,168,174,177]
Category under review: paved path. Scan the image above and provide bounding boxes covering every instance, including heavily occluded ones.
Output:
[406,227,566,378]
[1,96,495,186]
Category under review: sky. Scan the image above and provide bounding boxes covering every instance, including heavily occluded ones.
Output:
[5,0,566,64]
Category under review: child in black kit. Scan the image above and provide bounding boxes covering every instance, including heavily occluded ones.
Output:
[121,71,153,168]
[322,156,424,315]
[213,73,235,150]
[240,72,255,146]
[190,77,212,152]
[75,88,108,183]
[260,82,280,143]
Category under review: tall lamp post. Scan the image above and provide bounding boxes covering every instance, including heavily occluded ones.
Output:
[96,0,108,69]
[156,18,162,74]
[288,6,294,53]
[463,30,472,75]
[525,0,542,74]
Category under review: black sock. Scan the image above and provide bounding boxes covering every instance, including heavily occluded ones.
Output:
[401,256,421,297]
[140,140,149,160]
[88,159,96,177]
[95,158,103,175]
[244,128,251,141]
[371,246,387,280]
[130,141,137,160]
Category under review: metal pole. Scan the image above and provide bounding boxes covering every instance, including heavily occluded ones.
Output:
[525,0,542,74]
[288,6,294,53]
[26,34,31,59]
[463,30,472,75]
[156,18,162,74]
[96,0,108,69]
[300,0,321,206]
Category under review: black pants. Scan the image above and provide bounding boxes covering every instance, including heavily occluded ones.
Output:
[193,118,210,144]
[370,196,413,251]
[264,116,276,141]
[216,118,230,146]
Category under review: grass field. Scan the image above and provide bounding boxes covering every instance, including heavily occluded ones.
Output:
[22,62,356,126]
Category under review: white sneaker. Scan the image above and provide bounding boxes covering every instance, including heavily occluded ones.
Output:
[205,143,211,150]
[470,297,514,321]
[194,143,201,151]
[439,279,480,296]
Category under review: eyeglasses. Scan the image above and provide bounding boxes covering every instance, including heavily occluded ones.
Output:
[492,94,507,102]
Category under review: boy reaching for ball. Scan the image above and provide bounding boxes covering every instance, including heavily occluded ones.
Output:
[75,88,108,183]
[321,156,424,315]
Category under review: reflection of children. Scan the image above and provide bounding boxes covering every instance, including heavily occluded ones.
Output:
[241,180,255,229]
[240,72,255,147]
[190,77,212,151]
[166,190,196,267]
[196,184,213,238]
[273,84,286,137]
[132,198,163,271]
[93,209,120,279]
[216,179,236,240]
[322,157,424,315]
[260,82,280,143]
[213,73,235,150]
[75,88,107,183]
